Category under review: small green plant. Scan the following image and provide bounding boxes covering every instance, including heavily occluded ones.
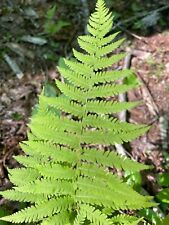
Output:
[157,170,169,204]
[158,167,169,224]
[147,56,165,78]
[162,213,169,225]
[0,0,155,224]
[44,4,70,36]
[0,208,9,225]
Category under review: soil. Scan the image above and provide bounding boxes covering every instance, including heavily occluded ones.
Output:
[129,33,169,172]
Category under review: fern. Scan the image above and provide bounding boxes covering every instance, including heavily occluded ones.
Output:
[0,0,155,224]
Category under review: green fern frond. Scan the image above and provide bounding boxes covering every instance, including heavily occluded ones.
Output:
[78,35,125,57]
[0,190,45,203]
[21,141,78,164]
[78,31,120,47]
[57,67,90,90]
[41,211,71,225]
[78,204,112,225]
[0,0,154,224]
[81,128,148,145]
[14,155,43,168]
[64,59,93,77]
[111,214,144,225]
[82,148,149,172]
[40,95,84,118]
[31,112,82,133]
[96,38,125,57]
[86,100,139,114]
[1,197,73,223]
[90,69,134,85]
[16,178,74,195]
[93,53,126,70]
[8,168,40,186]
[83,114,145,132]
[76,176,154,210]
[87,83,136,98]
[36,163,76,180]
[55,80,87,103]
[73,49,125,70]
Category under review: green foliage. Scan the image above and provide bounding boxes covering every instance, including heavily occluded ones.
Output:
[0,208,9,225]
[44,4,70,36]
[0,0,155,224]
[162,214,169,225]
[139,208,162,225]
[156,169,169,205]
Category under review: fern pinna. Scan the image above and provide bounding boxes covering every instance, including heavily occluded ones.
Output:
[0,0,155,224]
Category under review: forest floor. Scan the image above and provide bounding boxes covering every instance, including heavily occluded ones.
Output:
[1,31,169,208]
[1,0,169,220]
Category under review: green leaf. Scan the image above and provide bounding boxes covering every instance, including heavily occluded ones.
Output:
[158,172,169,187]
[157,188,169,203]
[46,5,57,20]
[0,208,10,225]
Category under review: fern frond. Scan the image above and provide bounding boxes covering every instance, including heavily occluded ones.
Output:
[0,190,45,203]
[79,204,112,225]
[81,129,149,145]
[73,49,97,66]
[20,141,78,164]
[41,211,71,225]
[55,80,87,103]
[64,59,93,77]
[90,69,134,85]
[87,83,136,99]
[56,82,135,103]
[78,32,120,47]
[93,53,126,70]
[96,38,125,57]
[87,11,113,38]
[1,197,73,223]
[16,178,74,196]
[36,163,75,180]
[83,114,145,132]
[76,176,154,210]
[86,100,139,114]
[0,0,154,224]
[40,95,84,118]
[8,168,40,186]
[73,49,125,70]
[57,67,90,89]
[73,209,86,225]
[31,112,82,134]
[111,214,143,225]
[78,33,123,57]
[14,155,43,168]
[79,164,151,208]
[82,148,149,172]
[29,123,80,148]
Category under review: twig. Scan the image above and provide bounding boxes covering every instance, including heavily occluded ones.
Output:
[117,25,148,43]
[131,50,160,117]
[135,72,159,117]
[115,53,132,157]
[113,4,169,30]
[118,53,132,122]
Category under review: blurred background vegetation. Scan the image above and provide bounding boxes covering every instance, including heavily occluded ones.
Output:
[0,0,169,78]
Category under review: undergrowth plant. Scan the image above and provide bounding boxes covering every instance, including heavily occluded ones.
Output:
[0,0,156,224]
